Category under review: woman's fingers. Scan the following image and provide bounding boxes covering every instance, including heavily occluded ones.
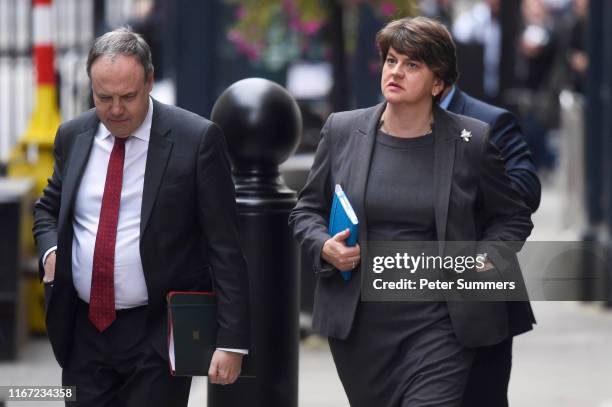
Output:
[336,255,361,271]
[346,255,361,264]
[332,228,351,241]
[322,235,361,271]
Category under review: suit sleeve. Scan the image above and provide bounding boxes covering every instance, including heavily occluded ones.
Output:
[288,114,335,277]
[475,129,534,278]
[196,123,250,349]
[33,126,63,281]
[488,110,541,212]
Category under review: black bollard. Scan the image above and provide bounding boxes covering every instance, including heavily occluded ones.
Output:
[208,78,302,406]
[602,1,612,306]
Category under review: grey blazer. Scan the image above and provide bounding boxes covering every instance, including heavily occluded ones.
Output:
[289,103,535,348]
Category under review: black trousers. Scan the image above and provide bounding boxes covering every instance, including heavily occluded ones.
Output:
[61,300,191,407]
[460,338,513,407]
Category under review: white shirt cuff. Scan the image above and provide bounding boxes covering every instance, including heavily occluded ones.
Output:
[217,348,248,355]
[42,246,57,267]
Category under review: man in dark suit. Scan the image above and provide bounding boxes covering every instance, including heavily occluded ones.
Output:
[440,85,541,407]
[33,28,250,406]
[442,86,541,212]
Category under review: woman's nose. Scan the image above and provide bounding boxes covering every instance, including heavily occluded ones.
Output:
[390,64,404,77]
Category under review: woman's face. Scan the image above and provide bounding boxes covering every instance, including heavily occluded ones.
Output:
[380,47,444,107]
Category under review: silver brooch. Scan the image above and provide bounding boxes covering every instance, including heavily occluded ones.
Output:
[460,129,472,142]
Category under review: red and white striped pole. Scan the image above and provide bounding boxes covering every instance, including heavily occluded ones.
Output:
[23,0,61,146]
[6,0,63,336]
[9,0,61,195]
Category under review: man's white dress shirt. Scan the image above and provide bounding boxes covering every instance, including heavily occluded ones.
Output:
[71,99,152,308]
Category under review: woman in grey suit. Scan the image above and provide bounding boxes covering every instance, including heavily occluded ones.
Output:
[289,16,533,407]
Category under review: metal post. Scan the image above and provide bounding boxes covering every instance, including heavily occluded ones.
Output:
[584,0,604,228]
[601,1,612,306]
[208,78,302,406]
[326,0,351,112]
[499,0,520,106]
[174,0,218,118]
[581,0,604,302]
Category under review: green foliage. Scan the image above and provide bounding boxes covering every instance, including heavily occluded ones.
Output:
[223,0,416,70]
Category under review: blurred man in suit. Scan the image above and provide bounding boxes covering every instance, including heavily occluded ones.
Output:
[440,85,540,407]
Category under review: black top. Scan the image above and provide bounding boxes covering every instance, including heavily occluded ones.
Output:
[365,129,437,242]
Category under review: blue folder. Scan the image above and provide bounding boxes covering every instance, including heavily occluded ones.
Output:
[328,184,359,280]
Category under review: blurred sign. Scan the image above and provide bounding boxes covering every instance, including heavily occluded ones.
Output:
[286,61,332,100]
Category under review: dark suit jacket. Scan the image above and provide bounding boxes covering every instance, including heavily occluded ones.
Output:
[448,89,539,347]
[448,89,541,212]
[33,99,250,367]
[289,103,534,348]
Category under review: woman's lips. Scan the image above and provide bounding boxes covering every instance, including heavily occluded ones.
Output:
[387,82,403,90]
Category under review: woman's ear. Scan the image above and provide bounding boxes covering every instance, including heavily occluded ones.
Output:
[432,78,444,98]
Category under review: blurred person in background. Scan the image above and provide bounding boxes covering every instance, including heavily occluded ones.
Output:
[565,0,589,93]
[32,28,250,406]
[516,0,559,171]
[452,0,502,101]
[127,0,168,80]
[419,0,454,27]
[290,16,533,407]
[439,58,540,407]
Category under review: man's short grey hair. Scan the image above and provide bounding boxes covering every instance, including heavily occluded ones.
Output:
[86,27,154,80]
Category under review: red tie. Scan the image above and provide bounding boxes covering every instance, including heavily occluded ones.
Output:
[89,136,126,331]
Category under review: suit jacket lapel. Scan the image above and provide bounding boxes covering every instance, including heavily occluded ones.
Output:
[141,100,173,236]
[352,103,385,244]
[60,112,98,227]
[433,105,457,253]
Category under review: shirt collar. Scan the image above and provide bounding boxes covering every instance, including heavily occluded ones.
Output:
[98,97,153,142]
[439,85,456,111]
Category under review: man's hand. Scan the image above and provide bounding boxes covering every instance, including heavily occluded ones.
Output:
[208,350,243,385]
[43,251,57,283]
[321,229,361,271]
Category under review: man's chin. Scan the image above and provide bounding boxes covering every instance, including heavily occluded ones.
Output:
[105,123,132,137]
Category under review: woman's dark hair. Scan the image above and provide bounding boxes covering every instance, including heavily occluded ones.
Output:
[376,16,458,99]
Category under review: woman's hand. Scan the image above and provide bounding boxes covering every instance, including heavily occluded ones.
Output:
[321,229,361,271]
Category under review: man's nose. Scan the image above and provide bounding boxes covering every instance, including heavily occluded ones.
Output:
[110,100,124,116]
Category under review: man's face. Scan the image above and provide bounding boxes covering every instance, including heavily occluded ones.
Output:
[90,54,153,138]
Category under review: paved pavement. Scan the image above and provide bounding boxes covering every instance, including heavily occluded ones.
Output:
[1,184,612,406]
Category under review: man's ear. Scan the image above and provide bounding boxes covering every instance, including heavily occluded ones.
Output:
[145,70,154,91]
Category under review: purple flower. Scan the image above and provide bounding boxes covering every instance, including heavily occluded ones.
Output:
[228,29,262,60]
[380,2,397,16]
[300,20,322,35]
[282,0,296,13]
[235,5,246,19]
